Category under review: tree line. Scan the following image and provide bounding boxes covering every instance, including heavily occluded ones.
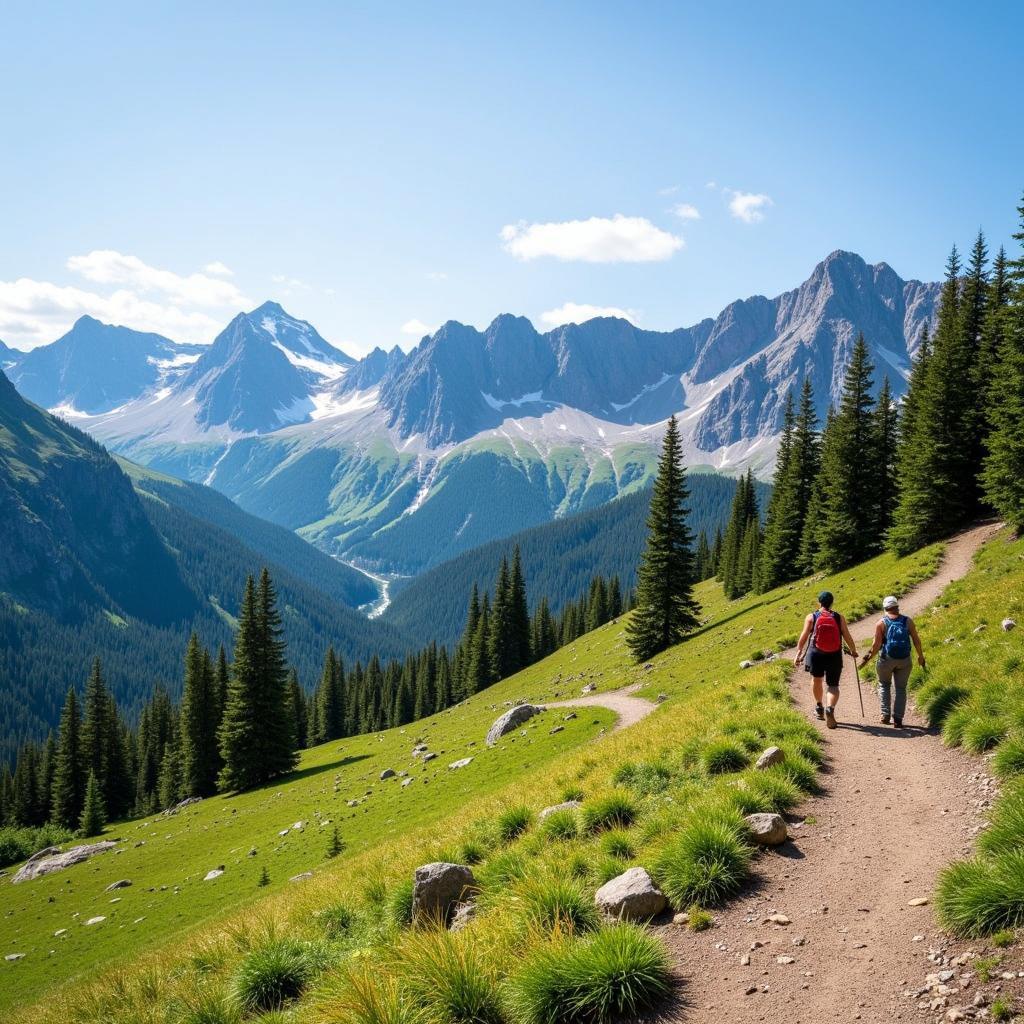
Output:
[1,553,629,833]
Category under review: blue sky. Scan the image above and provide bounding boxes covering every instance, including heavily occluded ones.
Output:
[2,1,1021,355]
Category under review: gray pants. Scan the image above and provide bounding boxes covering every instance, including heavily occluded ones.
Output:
[876,655,912,719]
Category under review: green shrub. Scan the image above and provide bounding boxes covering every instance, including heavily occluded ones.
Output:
[990,995,1013,1021]
[936,852,1024,936]
[540,809,578,842]
[917,680,970,727]
[777,752,819,794]
[517,875,599,934]
[496,805,533,844]
[232,939,326,1013]
[599,829,636,861]
[386,878,414,928]
[740,768,802,813]
[687,906,713,931]
[400,929,503,1024]
[978,781,1024,859]
[963,716,1009,754]
[941,706,974,748]
[700,739,750,775]
[991,928,1016,948]
[0,823,75,869]
[654,811,752,908]
[508,924,672,1024]
[580,792,639,834]
[612,760,673,795]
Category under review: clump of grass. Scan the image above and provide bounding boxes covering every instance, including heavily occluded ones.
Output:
[990,995,1014,1021]
[593,855,629,887]
[232,938,327,1014]
[687,906,713,931]
[496,805,533,844]
[978,781,1024,859]
[917,679,971,728]
[599,829,636,861]
[459,839,487,865]
[508,924,672,1024]
[399,928,504,1024]
[740,767,803,813]
[991,928,1016,948]
[317,902,358,940]
[777,752,820,794]
[172,983,242,1024]
[700,739,750,775]
[962,716,1009,754]
[613,760,673,795]
[325,964,428,1024]
[994,738,1024,779]
[540,809,578,842]
[654,810,752,909]
[386,878,415,928]
[516,874,600,934]
[580,792,639,834]
[561,785,585,802]
[975,954,1002,983]
[477,849,530,888]
[566,852,591,880]
[936,853,1024,936]
[941,706,974,747]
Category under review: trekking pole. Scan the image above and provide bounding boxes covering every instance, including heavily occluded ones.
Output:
[851,649,866,718]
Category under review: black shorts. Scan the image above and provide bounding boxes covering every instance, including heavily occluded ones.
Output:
[805,649,843,689]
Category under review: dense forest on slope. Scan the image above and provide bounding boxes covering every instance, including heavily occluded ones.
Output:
[384,473,769,647]
[0,374,413,762]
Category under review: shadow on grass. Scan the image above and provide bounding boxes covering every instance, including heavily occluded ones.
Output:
[226,753,373,797]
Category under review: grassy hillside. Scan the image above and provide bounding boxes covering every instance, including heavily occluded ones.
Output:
[0,538,943,1019]
[384,475,771,648]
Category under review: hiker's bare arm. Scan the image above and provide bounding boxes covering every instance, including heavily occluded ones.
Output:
[794,614,814,665]
[839,615,860,659]
[861,620,885,664]
[909,618,926,666]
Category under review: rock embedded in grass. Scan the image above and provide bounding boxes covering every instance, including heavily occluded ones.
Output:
[594,867,667,921]
[754,747,785,770]
[411,862,475,927]
[12,840,119,884]
[105,879,132,891]
[449,757,473,770]
[203,867,224,881]
[539,800,581,821]
[745,813,788,846]
[1001,618,1016,631]
[486,703,544,746]
[380,768,396,780]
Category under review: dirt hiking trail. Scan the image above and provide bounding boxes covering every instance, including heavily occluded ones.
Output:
[657,521,1013,1023]
[547,682,656,732]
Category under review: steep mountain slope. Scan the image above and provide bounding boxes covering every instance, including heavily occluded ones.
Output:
[0,338,16,369]
[24,251,939,575]
[384,473,771,646]
[5,316,203,414]
[0,372,411,761]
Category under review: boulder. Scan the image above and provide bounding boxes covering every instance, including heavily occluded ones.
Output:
[582,683,597,694]
[412,862,475,926]
[1002,618,1017,632]
[12,841,119,884]
[203,867,224,881]
[486,704,543,747]
[539,800,581,821]
[380,768,397,780]
[754,746,785,770]
[740,660,755,669]
[745,812,788,846]
[84,916,106,926]
[290,872,314,883]
[105,879,132,892]
[594,867,667,921]
[401,778,413,787]
[5,953,25,961]
[422,752,438,762]
[449,757,473,770]
[450,900,476,932]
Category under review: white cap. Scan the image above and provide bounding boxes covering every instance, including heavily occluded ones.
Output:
[882,595,899,610]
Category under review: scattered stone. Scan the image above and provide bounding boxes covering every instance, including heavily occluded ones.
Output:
[765,913,791,925]
[777,955,796,965]
[582,683,596,694]
[292,821,305,831]
[402,778,414,787]
[12,841,119,884]
[448,758,473,770]
[289,872,313,883]
[740,660,755,669]
[745,812,788,846]
[450,901,476,931]
[754,747,785,770]
[486,704,544,746]
[203,868,224,881]
[594,867,667,921]
[912,935,925,942]
[1001,618,1016,632]
[423,752,438,762]
[539,800,582,821]
[412,862,476,926]
[105,879,132,891]
[656,693,668,703]
[550,726,565,735]
[5,953,24,961]
[248,847,257,857]
[84,916,106,926]
[54,929,67,937]
[380,768,396,780]
[673,911,690,925]
[411,744,429,758]
[740,953,751,966]
[908,897,930,907]
[973,624,987,634]
[563,711,577,721]
[745,985,758,995]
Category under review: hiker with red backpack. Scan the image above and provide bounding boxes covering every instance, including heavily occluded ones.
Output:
[794,591,860,729]
[859,595,925,728]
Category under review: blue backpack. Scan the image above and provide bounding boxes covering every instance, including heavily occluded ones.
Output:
[882,614,912,659]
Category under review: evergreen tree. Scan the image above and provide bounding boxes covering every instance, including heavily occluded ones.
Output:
[608,576,623,618]
[255,569,298,777]
[326,826,344,858]
[711,526,724,578]
[13,743,41,826]
[0,764,14,826]
[316,646,345,742]
[80,658,111,807]
[79,770,106,836]
[181,634,219,797]
[694,531,712,581]
[157,737,181,809]
[720,472,760,597]
[508,546,532,672]
[586,576,608,631]
[51,687,84,828]
[488,557,514,681]
[871,377,899,541]
[963,231,992,488]
[467,594,493,694]
[287,670,307,749]
[626,415,701,661]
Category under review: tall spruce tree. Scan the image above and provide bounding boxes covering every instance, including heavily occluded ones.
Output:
[80,659,111,808]
[626,415,701,661]
[51,687,84,828]
[871,376,899,541]
[181,633,219,797]
[721,471,760,598]
[287,670,307,749]
[508,546,532,672]
[79,770,106,836]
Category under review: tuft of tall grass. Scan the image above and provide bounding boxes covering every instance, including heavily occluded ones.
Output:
[978,781,1024,860]
[508,924,672,1024]
[580,792,639,834]
[993,737,1024,779]
[170,983,242,1024]
[654,810,752,909]
[936,852,1024,937]
[738,767,802,813]
[599,829,636,861]
[319,965,428,1024]
[699,739,750,775]
[916,680,970,728]
[232,938,328,1014]
[476,849,530,889]
[776,752,820,794]
[612,760,673,795]
[539,809,578,842]
[496,805,534,845]
[962,716,1008,754]
[386,879,415,928]
[941,706,973,748]
[515,874,600,934]
[317,902,359,940]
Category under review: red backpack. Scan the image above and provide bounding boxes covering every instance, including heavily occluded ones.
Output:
[812,609,842,653]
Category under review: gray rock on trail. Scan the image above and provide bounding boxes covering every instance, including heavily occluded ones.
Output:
[12,840,119,884]
[412,862,476,926]
[539,800,581,821]
[754,746,785,770]
[1002,618,1017,632]
[486,704,544,746]
[745,812,789,846]
[595,867,667,921]
[105,879,132,891]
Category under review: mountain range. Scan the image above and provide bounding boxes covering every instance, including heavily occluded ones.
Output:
[2,250,940,576]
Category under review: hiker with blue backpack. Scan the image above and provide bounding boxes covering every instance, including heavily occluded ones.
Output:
[859,595,926,728]
[795,591,861,730]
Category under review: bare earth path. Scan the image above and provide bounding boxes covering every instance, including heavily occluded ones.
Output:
[547,682,656,732]
[656,522,1008,1024]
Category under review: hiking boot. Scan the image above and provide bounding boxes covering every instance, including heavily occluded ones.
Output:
[825,707,837,730]
[893,718,903,728]
[814,704,825,721]
[880,715,891,725]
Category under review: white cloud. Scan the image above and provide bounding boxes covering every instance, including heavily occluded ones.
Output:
[500,214,683,263]
[705,180,718,190]
[539,302,639,328]
[727,190,773,224]
[658,185,679,196]
[67,250,248,307]
[425,271,448,281]
[671,202,701,221]
[204,261,234,277]
[400,318,437,337]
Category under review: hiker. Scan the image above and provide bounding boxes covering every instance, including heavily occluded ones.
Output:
[859,595,925,728]
[794,591,860,730]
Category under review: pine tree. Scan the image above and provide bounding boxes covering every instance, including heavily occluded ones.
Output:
[488,557,514,681]
[711,526,724,578]
[871,376,899,541]
[586,576,608,631]
[983,195,1024,530]
[467,594,493,694]
[963,231,992,494]
[181,634,219,797]
[720,472,760,598]
[13,744,40,826]
[258,865,270,887]
[317,646,345,742]
[80,658,110,807]
[51,687,84,828]
[157,737,181,809]
[757,388,798,591]
[508,546,532,671]
[694,531,712,581]
[79,770,106,836]
[608,576,623,619]
[287,670,307,748]
[626,415,701,661]
[255,569,298,777]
